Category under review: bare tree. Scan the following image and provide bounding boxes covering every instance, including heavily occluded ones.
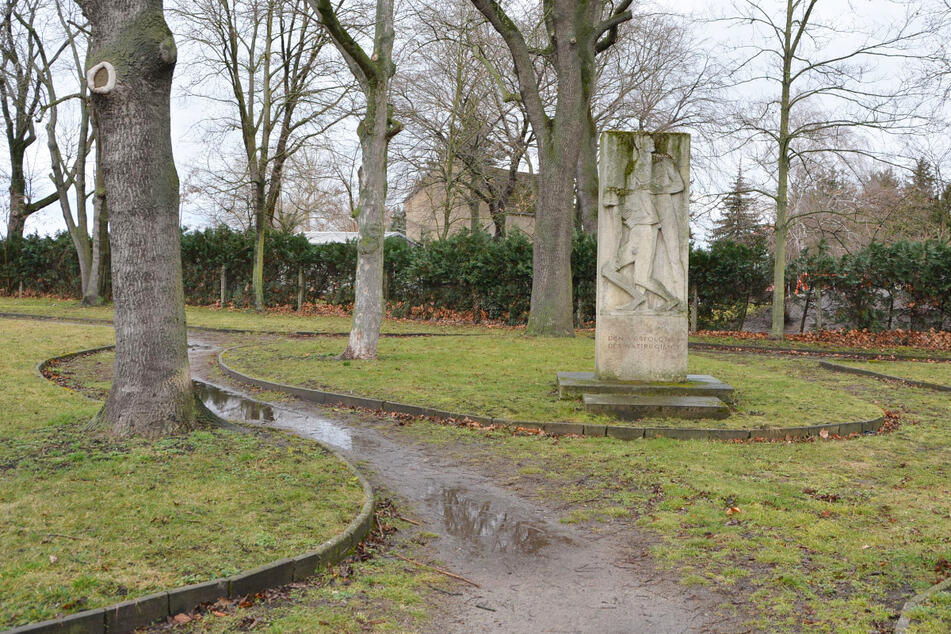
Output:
[394,0,534,239]
[308,0,401,359]
[467,0,634,337]
[78,0,197,437]
[577,12,723,232]
[0,0,58,238]
[22,0,108,305]
[177,0,344,310]
[722,0,935,338]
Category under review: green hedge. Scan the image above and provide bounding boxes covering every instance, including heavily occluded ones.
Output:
[4,228,949,331]
[791,240,951,331]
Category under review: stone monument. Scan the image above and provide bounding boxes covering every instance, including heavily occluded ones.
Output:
[557,131,734,421]
[596,131,689,382]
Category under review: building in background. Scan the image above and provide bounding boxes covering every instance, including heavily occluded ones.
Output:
[403,168,536,241]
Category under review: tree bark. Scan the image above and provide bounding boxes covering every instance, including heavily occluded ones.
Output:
[311,0,399,360]
[342,88,391,359]
[81,0,196,438]
[576,110,599,234]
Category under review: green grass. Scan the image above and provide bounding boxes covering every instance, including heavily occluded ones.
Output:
[0,296,481,335]
[379,368,951,632]
[833,359,951,387]
[0,319,366,628]
[173,534,447,633]
[222,335,882,430]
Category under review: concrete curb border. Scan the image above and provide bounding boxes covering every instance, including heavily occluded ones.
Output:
[1,311,483,338]
[895,577,951,633]
[217,347,885,442]
[690,341,951,363]
[8,350,377,634]
[819,360,951,393]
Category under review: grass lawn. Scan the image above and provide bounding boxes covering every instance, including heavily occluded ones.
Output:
[222,336,883,430]
[832,359,951,387]
[0,319,367,628]
[0,296,480,335]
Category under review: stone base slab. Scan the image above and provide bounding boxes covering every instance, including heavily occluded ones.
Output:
[558,371,735,404]
[583,393,730,420]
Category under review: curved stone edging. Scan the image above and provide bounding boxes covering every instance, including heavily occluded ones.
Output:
[217,347,885,442]
[819,360,951,393]
[1,311,484,338]
[895,577,951,633]
[6,350,377,634]
[690,341,951,363]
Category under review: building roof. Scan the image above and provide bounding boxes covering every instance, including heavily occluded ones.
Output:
[303,231,416,246]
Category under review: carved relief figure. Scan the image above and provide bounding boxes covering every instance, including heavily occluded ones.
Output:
[601,137,685,312]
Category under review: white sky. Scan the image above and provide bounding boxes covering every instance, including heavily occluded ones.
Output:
[6,0,948,239]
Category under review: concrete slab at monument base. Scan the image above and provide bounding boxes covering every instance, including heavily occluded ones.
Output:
[583,393,730,421]
[557,371,735,404]
[557,371,735,421]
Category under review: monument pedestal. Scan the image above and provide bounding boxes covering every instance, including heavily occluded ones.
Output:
[595,312,688,382]
[557,371,734,421]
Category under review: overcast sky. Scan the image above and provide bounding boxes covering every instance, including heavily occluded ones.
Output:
[7,0,947,239]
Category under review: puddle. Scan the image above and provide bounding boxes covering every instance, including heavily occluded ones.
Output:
[194,381,352,451]
[432,486,569,555]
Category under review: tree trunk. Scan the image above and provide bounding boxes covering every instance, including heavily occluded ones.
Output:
[799,287,811,334]
[297,266,305,312]
[341,92,390,359]
[526,145,576,337]
[469,197,480,233]
[576,111,598,234]
[252,209,266,311]
[6,154,28,239]
[83,0,196,438]
[690,284,699,333]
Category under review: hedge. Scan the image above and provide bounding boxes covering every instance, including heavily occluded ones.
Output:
[3,228,949,331]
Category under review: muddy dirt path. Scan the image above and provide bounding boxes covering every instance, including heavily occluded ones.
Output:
[188,333,744,633]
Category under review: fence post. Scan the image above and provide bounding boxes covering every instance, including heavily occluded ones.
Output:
[689,284,698,333]
[220,264,227,306]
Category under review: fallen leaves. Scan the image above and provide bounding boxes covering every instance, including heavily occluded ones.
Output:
[696,328,951,353]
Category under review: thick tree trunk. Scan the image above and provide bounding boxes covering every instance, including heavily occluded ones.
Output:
[576,111,599,234]
[341,93,390,359]
[83,0,196,438]
[527,144,576,337]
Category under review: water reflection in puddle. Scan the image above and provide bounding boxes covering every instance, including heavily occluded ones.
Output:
[194,381,352,451]
[193,379,559,556]
[433,486,567,555]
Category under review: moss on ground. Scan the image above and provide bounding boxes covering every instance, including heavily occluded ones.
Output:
[0,319,366,628]
[222,336,882,430]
